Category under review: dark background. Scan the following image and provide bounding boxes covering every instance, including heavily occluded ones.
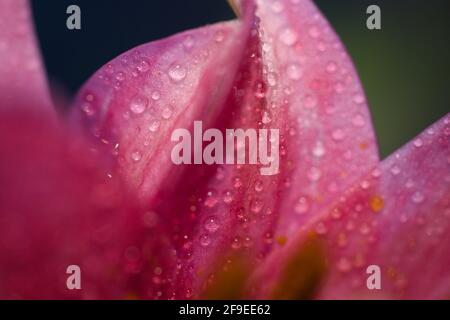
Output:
[31,0,450,158]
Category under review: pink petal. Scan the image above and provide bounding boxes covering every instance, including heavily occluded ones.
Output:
[252,0,379,238]
[0,115,145,299]
[251,114,450,299]
[68,0,379,299]
[0,0,53,115]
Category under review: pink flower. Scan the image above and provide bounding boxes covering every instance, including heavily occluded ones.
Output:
[0,0,448,299]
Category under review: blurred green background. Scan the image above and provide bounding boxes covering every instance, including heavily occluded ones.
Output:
[33,0,450,158]
[315,0,450,158]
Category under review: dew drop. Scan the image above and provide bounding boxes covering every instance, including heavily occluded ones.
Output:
[262,111,272,124]
[271,1,284,13]
[81,103,95,116]
[267,72,278,87]
[115,72,126,81]
[280,27,298,46]
[308,26,321,39]
[326,61,337,73]
[331,129,346,141]
[151,91,161,101]
[411,191,424,204]
[295,196,310,214]
[233,177,242,189]
[335,81,345,94]
[214,30,225,43]
[204,193,218,208]
[304,95,317,108]
[390,165,401,175]
[359,224,371,235]
[337,257,352,273]
[183,36,195,50]
[148,120,161,132]
[223,190,234,204]
[353,94,365,105]
[352,113,366,127]
[360,180,370,190]
[312,141,326,158]
[286,63,302,80]
[254,81,267,99]
[254,180,264,192]
[130,95,148,114]
[413,138,423,148]
[204,217,220,233]
[168,63,187,82]
[307,167,322,181]
[250,199,264,213]
[371,168,382,178]
[131,150,142,162]
[137,59,150,73]
[231,237,242,250]
[162,105,174,119]
[331,208,343,219]
[315,222,328,235]
[200,234,211,247]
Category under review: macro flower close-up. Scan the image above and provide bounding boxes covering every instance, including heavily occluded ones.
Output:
[0,0,449,301]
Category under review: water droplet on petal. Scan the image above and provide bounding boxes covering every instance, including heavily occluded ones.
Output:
[151,91,161,101]
[262,111,272,124]
[390,165,401,175]
[204,217,220,233]
[287,63,302,80]
[332,129,346,141]
[231,237,241,250]
[271,1,284,13]
[267,72,278,87]
[413,138,423,148]
[214,30,225,43]
[168,63,187,82]
[115,72,126,81]
[131,150,142,162]
[360,180,370,189]
[352,113,366,127]
[353,94,365,104]
[308,26,321,39]
[149,120,161,132]
[81,103,95,116]
[280,27,298,46]
[223,190,234,204]
[130,95,148,114]
[162,105,174,119]
[254,81,267,99]
[337,257,352,273]
[200,234,211,247]
[326,61,337,73]
[183,36,195,50]
[371,168,382,178]
[137,59,150,73]
[308,167,322,181]
[233,177,242,189]
[304,95,317,108]
[254,180,264,192]
[315,222,327,235]
[411,191,424,203]
[312,141,326,158]
[295,196,310,214]
[250,199,264,213]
